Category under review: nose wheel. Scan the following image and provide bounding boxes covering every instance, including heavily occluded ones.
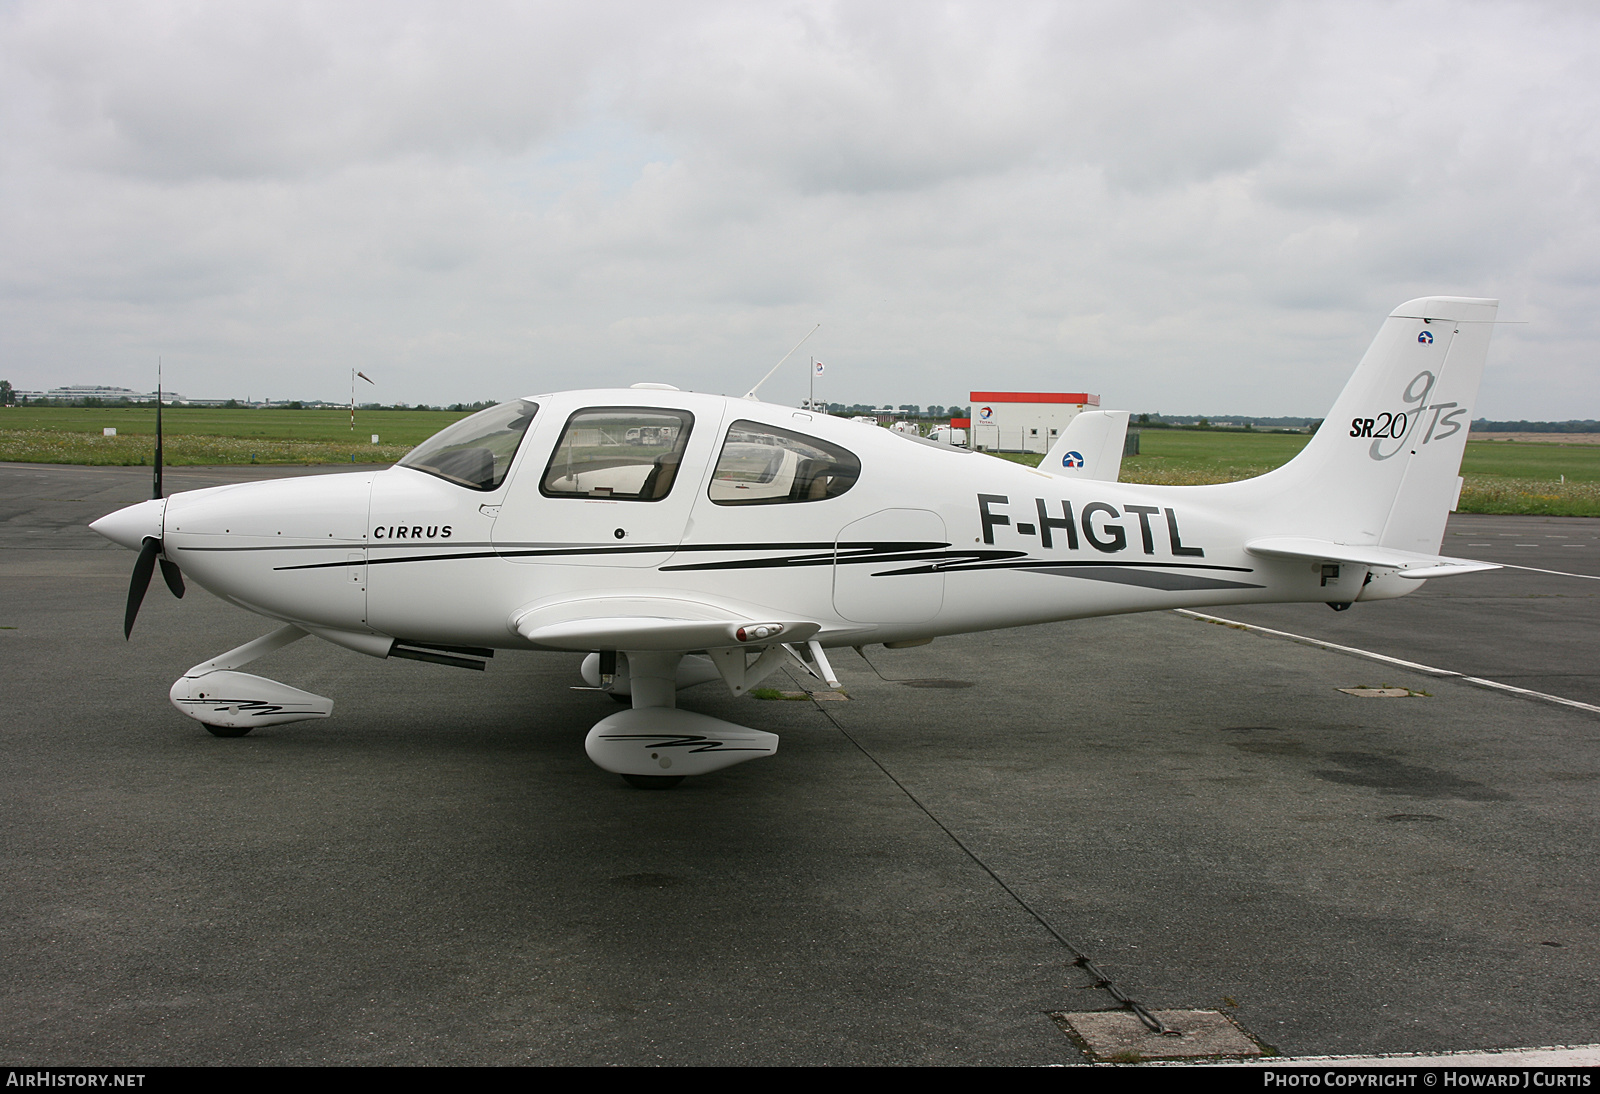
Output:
[169,625,333,735]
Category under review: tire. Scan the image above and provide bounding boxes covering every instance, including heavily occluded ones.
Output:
[203,724,253,738]
[622,774,684,790]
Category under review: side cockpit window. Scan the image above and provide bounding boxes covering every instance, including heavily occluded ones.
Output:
[709,420,859,505]
[541,407,695,501]
[398,400,537,491]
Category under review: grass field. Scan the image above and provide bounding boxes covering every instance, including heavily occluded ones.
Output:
[1002,429,1600,517]
[0,406,465,442]
[3,408,1597,516]
[0,406,463,465]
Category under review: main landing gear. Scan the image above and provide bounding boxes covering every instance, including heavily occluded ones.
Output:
[171,627,820,792]
[583,650,780,790]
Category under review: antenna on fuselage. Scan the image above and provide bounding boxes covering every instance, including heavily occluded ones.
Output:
[743,323,820,401]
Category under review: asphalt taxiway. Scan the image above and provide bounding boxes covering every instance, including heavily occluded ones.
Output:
[1,463,1596,1065]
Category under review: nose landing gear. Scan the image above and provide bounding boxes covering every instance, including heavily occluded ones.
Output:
[168,624,333,736]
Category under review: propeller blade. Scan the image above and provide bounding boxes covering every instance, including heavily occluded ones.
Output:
[159,557,185,599]
[124,537,159,639]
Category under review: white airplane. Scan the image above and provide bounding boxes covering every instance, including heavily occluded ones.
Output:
[92,297,1501,788]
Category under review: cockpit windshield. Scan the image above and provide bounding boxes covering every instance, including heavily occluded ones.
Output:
[398,400,538,491]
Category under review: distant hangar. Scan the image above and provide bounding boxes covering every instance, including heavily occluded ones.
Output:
[967,391,1101,454]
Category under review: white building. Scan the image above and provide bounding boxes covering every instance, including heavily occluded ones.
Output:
[968,390,1100,454]
[11,384,188,404]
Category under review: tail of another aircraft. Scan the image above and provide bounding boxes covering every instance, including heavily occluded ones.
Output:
[1041,410,1131,482]
[1224,297,1498,555]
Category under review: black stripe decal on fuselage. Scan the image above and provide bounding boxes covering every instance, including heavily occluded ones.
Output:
[221,538,1257,591]
[1018,565,1263,591]
[257,540,950,572]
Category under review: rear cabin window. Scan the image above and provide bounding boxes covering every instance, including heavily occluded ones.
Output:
[541,407,695,501]
[709,421,860,505]
[397,400,537,491]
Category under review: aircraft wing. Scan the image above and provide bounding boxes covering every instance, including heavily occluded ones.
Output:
[1040,410,1131,481]
[1244,537,1501,579]
[514,604,821,651]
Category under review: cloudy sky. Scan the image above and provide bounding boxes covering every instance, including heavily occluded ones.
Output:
[2,0,1596,418]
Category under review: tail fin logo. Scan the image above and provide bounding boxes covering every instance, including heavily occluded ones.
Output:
[1418,330,1434,344]
[1350,369,1465,461]
[1062,451,1085,468]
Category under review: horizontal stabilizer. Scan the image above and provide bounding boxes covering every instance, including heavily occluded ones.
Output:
[518,614,821,651]
[1040,410,1131,481]
[1245,537,1500,580]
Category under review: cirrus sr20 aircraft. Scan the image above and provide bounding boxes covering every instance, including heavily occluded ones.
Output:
[93,297,1501,788]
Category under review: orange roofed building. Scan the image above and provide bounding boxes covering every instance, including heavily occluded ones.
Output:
[967,391,1100,454]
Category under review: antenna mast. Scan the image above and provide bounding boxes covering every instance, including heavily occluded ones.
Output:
[153,358,163,500]
[744,324,820,401]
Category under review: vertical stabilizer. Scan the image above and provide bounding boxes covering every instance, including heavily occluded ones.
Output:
[1040,410,1131,482]
[1230,297,1497,554]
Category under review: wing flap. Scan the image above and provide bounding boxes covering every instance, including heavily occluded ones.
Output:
[517,614,821,651]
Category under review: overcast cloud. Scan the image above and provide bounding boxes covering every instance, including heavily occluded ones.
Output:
[2,0,1596,418]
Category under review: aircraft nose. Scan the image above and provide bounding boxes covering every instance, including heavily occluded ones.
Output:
[90,497,167,551]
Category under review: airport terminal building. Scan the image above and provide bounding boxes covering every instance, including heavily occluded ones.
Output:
[968,390,1100,453]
